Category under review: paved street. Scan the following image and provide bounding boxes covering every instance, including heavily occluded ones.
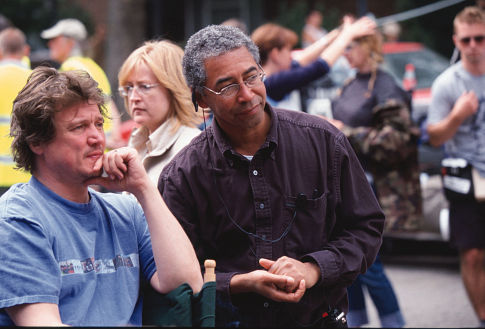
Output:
[360,242,478,328]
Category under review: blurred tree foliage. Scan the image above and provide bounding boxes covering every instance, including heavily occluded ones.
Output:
[0,0,473,58]
[395,0,469,58]
[270,0,343,48]
[0,0,93,50]
[269,0,471,56]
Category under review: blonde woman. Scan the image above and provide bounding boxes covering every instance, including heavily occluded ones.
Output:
[330,33,422,328]
[118,40,201,184]
[331,34,422,231]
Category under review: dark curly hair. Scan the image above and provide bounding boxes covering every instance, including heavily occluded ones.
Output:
[11,66,107,173]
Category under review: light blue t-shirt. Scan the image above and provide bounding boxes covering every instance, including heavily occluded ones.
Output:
[0,177,157,326]
[427,61,485,176]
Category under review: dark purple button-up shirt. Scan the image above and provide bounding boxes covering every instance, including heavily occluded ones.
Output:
[159,105,384,327]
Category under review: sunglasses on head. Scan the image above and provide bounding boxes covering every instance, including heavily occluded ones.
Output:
[459,35,485,45]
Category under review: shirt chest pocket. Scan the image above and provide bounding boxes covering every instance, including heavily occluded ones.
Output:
[282,192,328,257]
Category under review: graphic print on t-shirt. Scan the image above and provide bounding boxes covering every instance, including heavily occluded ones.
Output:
[59,253,139,275]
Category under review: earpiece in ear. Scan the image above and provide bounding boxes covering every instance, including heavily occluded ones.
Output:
[192,91,198,112]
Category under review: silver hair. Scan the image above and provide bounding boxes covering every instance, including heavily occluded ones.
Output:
[182,24,260,94]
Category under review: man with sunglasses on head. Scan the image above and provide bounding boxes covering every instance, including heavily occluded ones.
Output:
[158,24,384,327]
[427,6,485,327]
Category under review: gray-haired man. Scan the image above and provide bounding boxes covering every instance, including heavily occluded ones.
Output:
[159,24,384,327]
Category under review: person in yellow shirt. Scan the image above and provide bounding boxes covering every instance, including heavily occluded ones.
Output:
[41,18,124,149]
[0,27,31,194]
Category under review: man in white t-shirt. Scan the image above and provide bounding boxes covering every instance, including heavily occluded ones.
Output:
[427,6,485,327]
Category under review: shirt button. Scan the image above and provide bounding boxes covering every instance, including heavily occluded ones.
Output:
[259,203,264,209]
[253,170,258,176]
[263,302,269,308]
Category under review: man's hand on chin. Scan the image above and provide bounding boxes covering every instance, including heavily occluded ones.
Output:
[84,147,150,196]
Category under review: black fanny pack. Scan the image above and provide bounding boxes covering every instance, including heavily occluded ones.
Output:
[441,158,474,201]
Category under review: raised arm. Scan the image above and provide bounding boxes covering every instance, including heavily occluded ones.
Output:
[293,16,375,68]
[292,28,340,66]
[88,147,203,294]
[320,16,376,67]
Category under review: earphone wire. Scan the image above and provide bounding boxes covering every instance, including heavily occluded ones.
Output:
[201,107,298,243]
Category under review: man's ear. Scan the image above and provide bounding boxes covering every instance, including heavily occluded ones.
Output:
[195,91,209,109]
[452,34,458,48]
[23,44,31,57]
[65,37,77,54]
[268,47,280,64]
[29,142,44,156]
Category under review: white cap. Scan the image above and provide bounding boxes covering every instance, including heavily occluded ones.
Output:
[41,18,87,41]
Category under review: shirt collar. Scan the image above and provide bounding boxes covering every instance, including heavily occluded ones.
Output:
[130,117,180,156]
[211,103,278,163]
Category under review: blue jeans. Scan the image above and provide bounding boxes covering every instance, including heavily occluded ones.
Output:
[347,255,405,327]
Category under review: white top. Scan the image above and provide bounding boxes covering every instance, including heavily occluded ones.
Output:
[128,118,201,184]
[428,61,485,176]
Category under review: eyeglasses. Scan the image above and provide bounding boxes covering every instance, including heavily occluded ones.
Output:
[459,35,485,45]
[118,83,160,97]
[203,70,266,98]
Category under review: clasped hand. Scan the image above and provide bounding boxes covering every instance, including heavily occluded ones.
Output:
[232,256,320,303]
